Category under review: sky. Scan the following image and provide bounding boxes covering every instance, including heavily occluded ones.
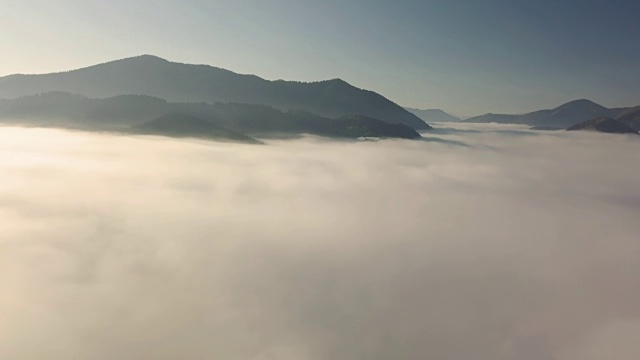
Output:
[2,123,640,359]
[1,0,639,115]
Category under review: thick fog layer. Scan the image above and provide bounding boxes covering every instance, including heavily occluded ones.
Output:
[1,123,639,360]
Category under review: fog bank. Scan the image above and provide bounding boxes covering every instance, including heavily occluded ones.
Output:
[1,124,639,359]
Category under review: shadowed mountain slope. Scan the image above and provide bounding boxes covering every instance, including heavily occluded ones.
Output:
[567,117,639,134]
[0,92,421,140]
[615,106,640,131]
[130,113,260,143]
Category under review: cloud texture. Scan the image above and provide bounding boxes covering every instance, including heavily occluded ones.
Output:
[1,124,639,359]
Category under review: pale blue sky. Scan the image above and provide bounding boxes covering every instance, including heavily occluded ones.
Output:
[2,0,639,115]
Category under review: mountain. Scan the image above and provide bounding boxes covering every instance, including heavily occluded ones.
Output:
[130,113,260,143]
[530,125,562,131]
[464,99,629,128]
[332,115,422,139]
[0,55,430,130]
[464,113,519,124]
[615,106,640,131]
[567,117,639,134]
[0,92,172,129]
[0,92,421,140]
[199,103,420,139]
[404,108,461,122]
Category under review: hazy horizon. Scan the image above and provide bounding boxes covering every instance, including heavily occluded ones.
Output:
[2,0,639,115]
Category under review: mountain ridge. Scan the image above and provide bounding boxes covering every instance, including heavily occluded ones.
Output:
[0,55,430,130]
[464,99,636,128]
[404,108,461,123]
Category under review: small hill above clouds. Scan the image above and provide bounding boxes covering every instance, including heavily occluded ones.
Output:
[551,99,608,113]
[464,99,629,128]
[567,117,639,134]
[540,99,609,125]
[0,55,430,130]
[404,108,461,122]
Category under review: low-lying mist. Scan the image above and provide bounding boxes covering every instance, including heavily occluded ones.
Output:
[1,123,639,360]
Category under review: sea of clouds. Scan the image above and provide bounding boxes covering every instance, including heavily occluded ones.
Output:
[1,123,639,360]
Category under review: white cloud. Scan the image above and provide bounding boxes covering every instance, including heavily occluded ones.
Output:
[1,124,639,359]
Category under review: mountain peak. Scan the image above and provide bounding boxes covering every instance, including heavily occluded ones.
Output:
[555,99,605,111]
[129,54,170,62]
[566,98,595,104]
[90,54,168,65]
[98,54,171,67]
[318,78,353,88]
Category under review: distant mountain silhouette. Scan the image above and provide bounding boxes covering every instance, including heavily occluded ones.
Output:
[530,125,562,131]
[567,117,639,134]
[404,108,460,122]
[464,99,632,128]
[0,55,430,130]
[464,113,519,124]
[0,92,421,140]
